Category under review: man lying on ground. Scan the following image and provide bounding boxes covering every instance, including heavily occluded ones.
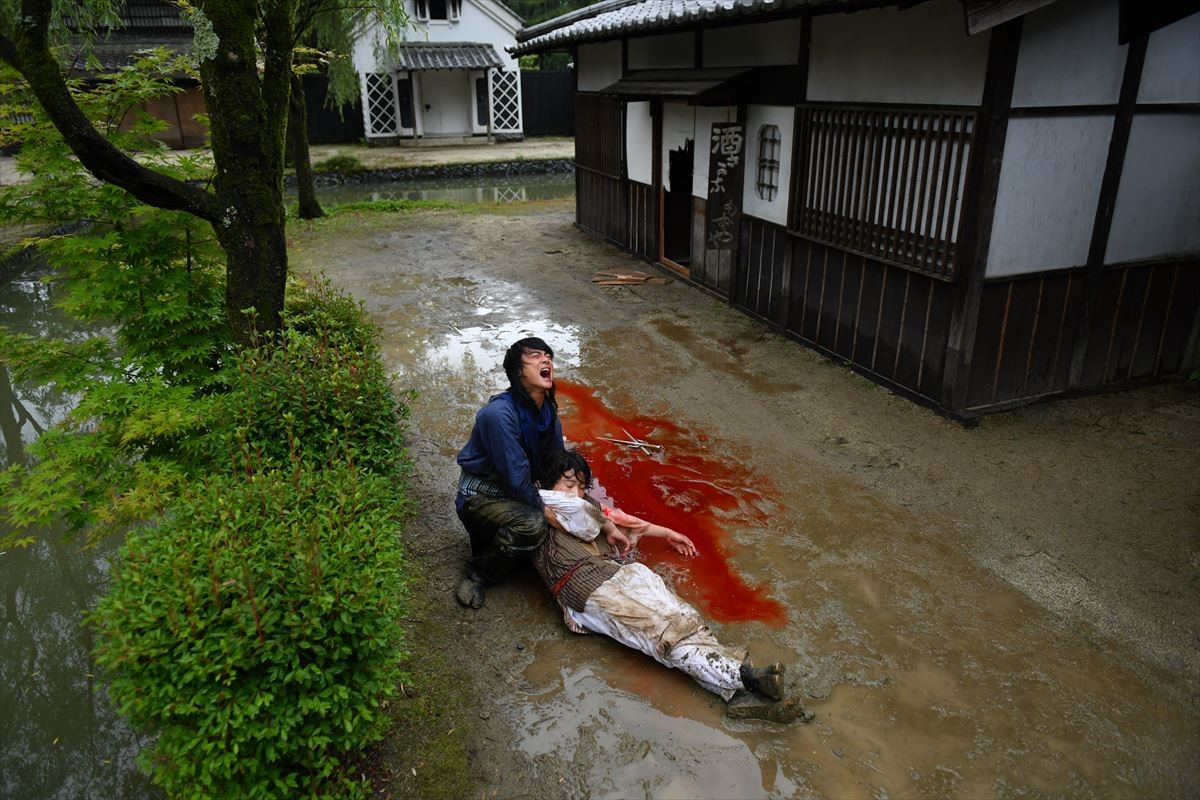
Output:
[530,449,812,722]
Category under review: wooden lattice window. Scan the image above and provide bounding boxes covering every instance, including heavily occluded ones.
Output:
[790,106,976,280]
[756,124,781,201]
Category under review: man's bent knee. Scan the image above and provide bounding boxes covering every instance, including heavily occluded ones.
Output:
[462,495,548,554]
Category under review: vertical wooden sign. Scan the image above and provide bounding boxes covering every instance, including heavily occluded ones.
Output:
[705,123,745,250]
[704,122,745,289]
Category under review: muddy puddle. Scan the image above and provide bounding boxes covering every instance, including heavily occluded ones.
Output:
[293,209,1199,798]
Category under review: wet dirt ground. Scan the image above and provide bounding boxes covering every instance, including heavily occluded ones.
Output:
[289,199,1200,799]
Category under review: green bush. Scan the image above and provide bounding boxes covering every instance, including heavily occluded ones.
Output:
[312,154,367,174]
[3,56,415,799]
[215,280,410,477]
[92,463,408,800]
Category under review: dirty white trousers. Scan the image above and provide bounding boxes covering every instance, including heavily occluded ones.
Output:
[565,562,747,701]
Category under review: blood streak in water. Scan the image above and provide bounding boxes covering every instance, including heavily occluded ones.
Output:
[555,380,785,626]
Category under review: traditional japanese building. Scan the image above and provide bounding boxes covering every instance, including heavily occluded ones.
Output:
[354,0,526,142]
[515,0,1200,418]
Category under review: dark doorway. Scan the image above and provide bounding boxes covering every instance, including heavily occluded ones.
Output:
[662,138,694,269]
[397,77,415,130]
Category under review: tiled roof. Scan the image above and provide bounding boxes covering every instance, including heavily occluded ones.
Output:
[68,35,194,73]
[117,0,190,31]
[394,42,505,70]
[514,0,858,54]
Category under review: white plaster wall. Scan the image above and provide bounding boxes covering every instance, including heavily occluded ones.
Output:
[661,102,696,192]
[353,21,384,72]
[405,0,522,69]
[691,106,736,198]
[703,20,802,67]
[625,101,654,185]
[628,32,694,69]
[808,0,988,106]
[577,41,623,92]
[742,106,794,226]
[1011,0,1125,107]
[987,116,1114,276]
[1106,114,1200,263]
[1138,11,1200,103]
[355,2,522,71]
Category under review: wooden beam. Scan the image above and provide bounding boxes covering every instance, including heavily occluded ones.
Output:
[1066,35,1148,388]
[940,19,1022,411]
[963,0,1058,35]
[780,13,812,333]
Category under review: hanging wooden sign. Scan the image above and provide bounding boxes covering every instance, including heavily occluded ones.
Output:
[704,122,745,253]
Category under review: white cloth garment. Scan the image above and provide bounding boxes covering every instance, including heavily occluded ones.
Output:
[539,489,606,541]
[565,562,746,700]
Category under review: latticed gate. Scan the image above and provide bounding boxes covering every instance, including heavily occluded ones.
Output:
[363,73,399,137]
[488,70,523,135]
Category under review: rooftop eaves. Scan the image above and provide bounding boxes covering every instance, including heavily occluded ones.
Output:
[512,0,865,54]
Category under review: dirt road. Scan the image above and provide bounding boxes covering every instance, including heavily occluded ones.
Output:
[291,199,1199,798]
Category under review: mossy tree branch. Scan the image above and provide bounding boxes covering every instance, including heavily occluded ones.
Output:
[0,0,220,220]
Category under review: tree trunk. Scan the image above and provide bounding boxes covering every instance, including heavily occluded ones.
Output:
[290,72,324,220]
[1,0,298,346]
[213,211,289,345]
[198,0,296,343]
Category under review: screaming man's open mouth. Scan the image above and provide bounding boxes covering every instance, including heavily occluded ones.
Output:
[540,368,552,379]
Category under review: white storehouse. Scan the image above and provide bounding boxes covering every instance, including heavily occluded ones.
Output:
[516,0,1200,418]
[353,0,525,141]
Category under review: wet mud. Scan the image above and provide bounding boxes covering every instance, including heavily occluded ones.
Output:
[290,201,1200,798]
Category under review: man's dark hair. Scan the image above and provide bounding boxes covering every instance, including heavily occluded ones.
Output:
[502,337,557,410]
[540,449,593,492]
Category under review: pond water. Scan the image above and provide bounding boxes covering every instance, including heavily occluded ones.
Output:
[0,267,160,800]
[290,171,576,207]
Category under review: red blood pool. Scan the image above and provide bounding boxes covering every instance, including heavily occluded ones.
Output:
[555,380,785,626]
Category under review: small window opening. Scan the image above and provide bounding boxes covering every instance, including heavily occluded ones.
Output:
[417,0,459,21]
[756,124,781,202]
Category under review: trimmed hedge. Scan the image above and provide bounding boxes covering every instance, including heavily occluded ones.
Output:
[89,284,411,799]
[93,466,406,799]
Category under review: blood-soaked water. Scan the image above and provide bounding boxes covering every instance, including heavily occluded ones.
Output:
[555,380,785,626]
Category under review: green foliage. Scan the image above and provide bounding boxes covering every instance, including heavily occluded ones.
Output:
[325,198,462,215]
[302,0,411,112]
[91,462,408,800]
[0,1,123,56]
[311,153,367,173]
[2,49,415,799]
[221,279,411,477]
[504,0,598,27]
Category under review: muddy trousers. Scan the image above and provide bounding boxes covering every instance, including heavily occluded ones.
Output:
[565,563,747,701]
[456,493,549,583]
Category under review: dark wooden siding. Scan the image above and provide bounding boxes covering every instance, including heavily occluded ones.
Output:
[729,216,957,403]
[689,196,734,296]
[1081,261,1200,388]
[574,94,625,244]
[735,216,790,325]
[627,181,657,261]
[784,235,957,402]
[303,75,364,144]
[577,170,626,245]
[521,71,574,136]
[965,261,1199,410]
[574,94,620,176]
[966,273,1083,408]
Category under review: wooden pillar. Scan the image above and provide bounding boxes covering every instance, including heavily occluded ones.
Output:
[780,13,813,333]
[486,68,495,144]
[940,19,1022,412]
[1066,35,1149,388]
[412,70,424,144]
